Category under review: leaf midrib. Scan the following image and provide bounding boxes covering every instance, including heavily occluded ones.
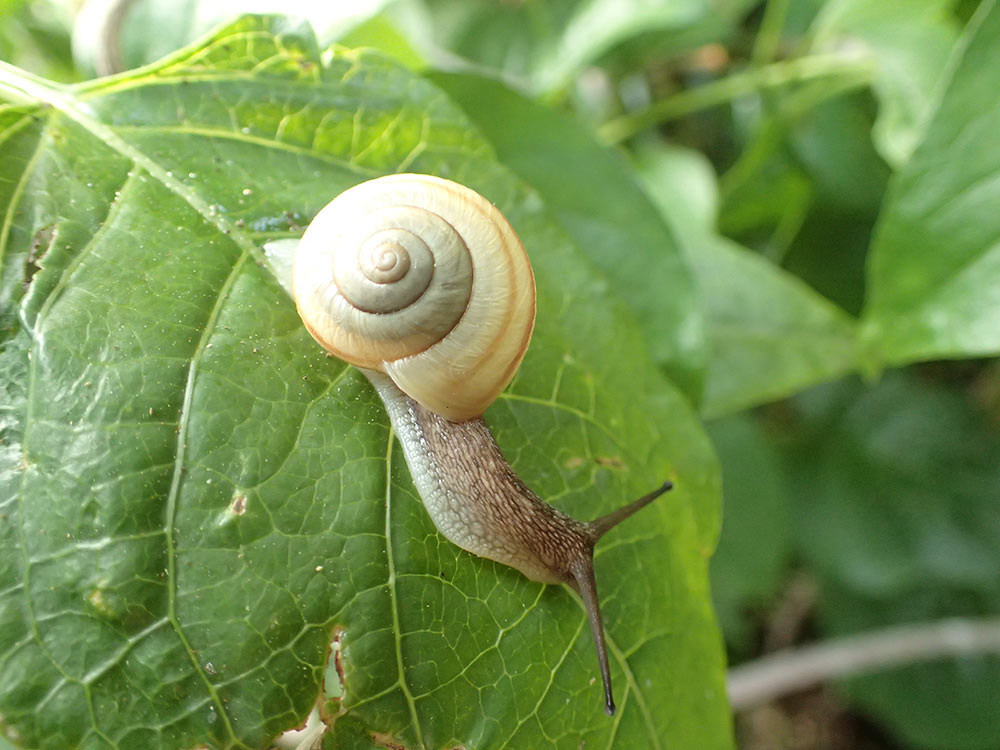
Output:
[0,60,268,271]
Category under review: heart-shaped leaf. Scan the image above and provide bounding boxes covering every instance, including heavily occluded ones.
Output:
[0,16,728,749]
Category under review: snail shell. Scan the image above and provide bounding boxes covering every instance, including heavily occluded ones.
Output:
[292,173,536,421]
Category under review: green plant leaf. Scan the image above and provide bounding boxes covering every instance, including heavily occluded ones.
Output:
[811,0,960,167]
[0,15,729,749]
[863,0,1000,365]
[785,373,1000,749]
[419,0,720,94]
[427,71,705,403]
[632,142,719,235]
[677,234,858,418]
[71,0,396,76]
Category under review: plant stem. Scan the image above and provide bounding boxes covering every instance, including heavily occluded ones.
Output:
[599,52,873,145]
[0,58,66,105]
[728,617,1000,710]
[751,0,790,65]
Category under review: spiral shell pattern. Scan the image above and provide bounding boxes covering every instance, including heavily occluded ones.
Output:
[293,174,536,422]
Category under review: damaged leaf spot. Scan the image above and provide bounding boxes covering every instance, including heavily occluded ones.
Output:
[595,455,625,469]
[324,627,345,702]
[23,224,57,289]
[230,492,247,515]
[372,733,407,750]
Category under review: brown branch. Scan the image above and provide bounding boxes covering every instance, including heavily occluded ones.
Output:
[728,617,1000,710]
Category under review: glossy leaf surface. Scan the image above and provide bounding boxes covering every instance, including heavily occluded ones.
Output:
[0,16,729,750]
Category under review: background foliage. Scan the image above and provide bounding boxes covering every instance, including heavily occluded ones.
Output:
[1,0,999,749]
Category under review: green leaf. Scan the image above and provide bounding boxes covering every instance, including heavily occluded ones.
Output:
[785,373,1000,749]
[632,142,719,235]
[790,374,1000,598]
[337,14,425,72]
[677,234,858,418]
[0,15,729,749]
[706,415,791,654]
[811,0,960,166]
[427,71,705,403]
[863,0,1000,365]
[419,0,715,94]
[72,1,397,75]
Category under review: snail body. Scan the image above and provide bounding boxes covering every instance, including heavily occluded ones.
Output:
[292,174,670,715]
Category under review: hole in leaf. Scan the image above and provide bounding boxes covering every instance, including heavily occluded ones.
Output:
[22,224,57,289]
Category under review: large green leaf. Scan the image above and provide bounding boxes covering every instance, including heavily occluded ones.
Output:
[863,0,1000,364]
[0,15,728,749]
[683,233,859,417]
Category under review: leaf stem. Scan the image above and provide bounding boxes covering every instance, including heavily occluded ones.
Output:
[728,617,1000,709]
[0,59,270,272]
[599,52,874,144]
[0,58,68,105]
[751,0,790,66]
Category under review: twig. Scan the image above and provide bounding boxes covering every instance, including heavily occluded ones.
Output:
[751,0,790,66]
[728,617,1000,710]
[762,571,817,653]
[599,52,873,144]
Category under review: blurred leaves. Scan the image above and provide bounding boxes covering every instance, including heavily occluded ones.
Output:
[427,69,862,418]
[0,0,76,82]
[70,0,396,75]
[420,0,730,95]
[786,373,1000,748]
[790,374,1000,598]
[706,415,791,654]
[684,233,859,417]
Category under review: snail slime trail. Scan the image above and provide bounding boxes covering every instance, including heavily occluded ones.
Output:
[292,173,671,715]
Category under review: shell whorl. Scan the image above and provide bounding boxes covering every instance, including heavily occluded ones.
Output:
[292,174,536,422]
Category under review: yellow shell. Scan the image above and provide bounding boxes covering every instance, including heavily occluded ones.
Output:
[292,174,536,422]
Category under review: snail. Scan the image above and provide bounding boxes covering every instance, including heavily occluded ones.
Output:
[292,173,671,716]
